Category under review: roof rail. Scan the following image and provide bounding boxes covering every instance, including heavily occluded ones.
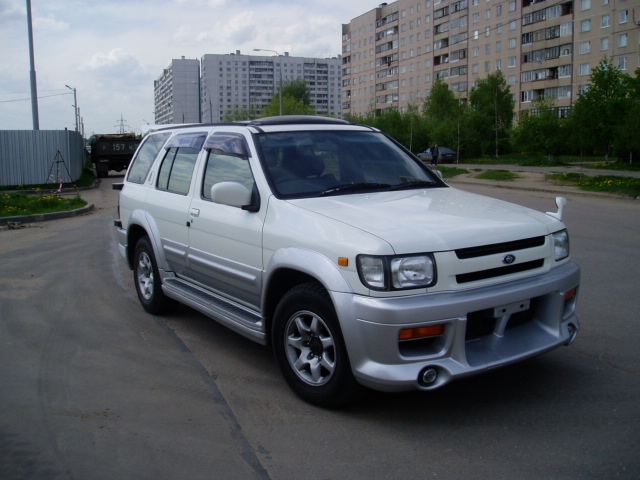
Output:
[248,115,350,126]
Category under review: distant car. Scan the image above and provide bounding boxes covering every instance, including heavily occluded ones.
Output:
[418,147,458,164]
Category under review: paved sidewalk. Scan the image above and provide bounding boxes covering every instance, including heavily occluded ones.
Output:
[445,163,640,199]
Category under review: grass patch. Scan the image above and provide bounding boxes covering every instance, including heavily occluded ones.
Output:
[464,154,562,167]
[547,172,640,197]
[1,193,87,218]
[436,166,469,179]
[585,162,640,172]
[476,169,519,181]
[464,154,620,167]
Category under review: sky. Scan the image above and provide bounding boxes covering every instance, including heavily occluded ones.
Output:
[0,0,377,135]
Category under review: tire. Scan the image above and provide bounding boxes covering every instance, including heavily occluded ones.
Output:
[272,283,362,408]
[133,236,178,315]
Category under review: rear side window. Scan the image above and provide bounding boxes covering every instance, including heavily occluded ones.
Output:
[126,132,171,184]
[156,133,206,195]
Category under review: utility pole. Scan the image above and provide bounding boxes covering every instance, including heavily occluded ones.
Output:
[65,85,78,131]
[26,0,39,130]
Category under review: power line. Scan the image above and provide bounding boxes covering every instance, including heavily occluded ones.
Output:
[0,92,73,104]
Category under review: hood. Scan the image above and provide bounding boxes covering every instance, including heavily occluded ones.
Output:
[287,187,564,253]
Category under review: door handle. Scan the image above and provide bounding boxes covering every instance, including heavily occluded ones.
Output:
[190,208,200,217]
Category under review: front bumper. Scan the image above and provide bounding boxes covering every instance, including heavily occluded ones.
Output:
[332,261,580,392]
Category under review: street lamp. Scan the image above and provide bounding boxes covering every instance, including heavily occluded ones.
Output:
[65,84,78,131]
[253,48,283,116]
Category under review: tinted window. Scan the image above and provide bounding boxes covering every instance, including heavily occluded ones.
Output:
[202,152,255,201]
[257,131,441,198]
[156,133,206,195]
[126,132,171,184]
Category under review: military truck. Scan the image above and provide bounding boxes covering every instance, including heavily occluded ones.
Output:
[90,133,141,178]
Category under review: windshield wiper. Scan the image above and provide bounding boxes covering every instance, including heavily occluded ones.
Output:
[389,180,437,191]
[320,182,391,196]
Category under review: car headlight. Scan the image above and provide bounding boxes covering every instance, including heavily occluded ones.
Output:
[357,254,437,291]
[552,229,570,261]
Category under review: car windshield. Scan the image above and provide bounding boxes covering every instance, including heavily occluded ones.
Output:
[256,130,444,198]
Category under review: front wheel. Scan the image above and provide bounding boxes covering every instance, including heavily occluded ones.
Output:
[133,236,178,315]
[272,283,362,408]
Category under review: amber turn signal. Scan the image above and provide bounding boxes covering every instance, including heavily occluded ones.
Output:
[399,324,445,341]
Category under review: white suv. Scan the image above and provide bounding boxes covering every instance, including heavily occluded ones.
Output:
[114,116,580,407]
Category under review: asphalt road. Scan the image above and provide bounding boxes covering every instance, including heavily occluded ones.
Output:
[1,175,638,480]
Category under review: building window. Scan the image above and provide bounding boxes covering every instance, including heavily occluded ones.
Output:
[509,38,517,49]
[496,40,502,52]
[601,37,609,50]
[496,59,502,70]
[580,0,591,10]
[581,20,591,32]
[497,5,502,16]
[579,63,591,76]
[601,14,610,28]
[472,63,479,74]
[619,10,628,24]
[580,41,591,54]
[619,34,628,48]
[485,61,491,72]
[473,13,480,23]
[497,23,503,34]
[509,20,517,31]
[619,57,628,70]
[508,56,517,67]
[508,75,516,85]
[509,0,516,11]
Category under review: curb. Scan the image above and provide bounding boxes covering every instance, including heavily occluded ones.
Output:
[0,203,95,228]
[0,179,100,229]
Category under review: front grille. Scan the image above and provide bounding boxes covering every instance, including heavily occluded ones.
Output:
[455,236,545,259]
[456,259,545,284]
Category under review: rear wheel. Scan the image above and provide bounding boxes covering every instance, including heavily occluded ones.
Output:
[272,283,362,408]
[133,236,178,315]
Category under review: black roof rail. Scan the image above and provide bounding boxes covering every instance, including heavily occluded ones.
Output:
[248,115,351,126]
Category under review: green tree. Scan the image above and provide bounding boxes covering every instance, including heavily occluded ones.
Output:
[263,95,315,117]
[469,70,514,157]
[512,99,564,161]
[568,59,630,159]
[347,107,430,154]
[614,68,640,162]
[224,106,260,122]
[422,79,469,158]
[281,78,311,105]
[262,79,315,117]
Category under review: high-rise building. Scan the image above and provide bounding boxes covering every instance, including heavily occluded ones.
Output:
[200,51,343,122]
[154,57,201,124]
[341,0,639,117]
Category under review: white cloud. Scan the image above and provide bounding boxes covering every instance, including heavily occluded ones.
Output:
[0,0,376,133]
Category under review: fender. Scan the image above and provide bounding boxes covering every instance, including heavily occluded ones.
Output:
[126,209,171,273]
[262,247,354,310]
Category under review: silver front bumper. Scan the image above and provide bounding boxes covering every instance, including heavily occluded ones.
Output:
[332,261,580,392]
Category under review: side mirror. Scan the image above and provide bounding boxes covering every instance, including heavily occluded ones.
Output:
[546,196,567,221]
[210,182,252,208]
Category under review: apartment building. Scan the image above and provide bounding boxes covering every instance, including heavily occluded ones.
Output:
[200,51,343,122]
[341,0,640,117]
[154,57,201,124]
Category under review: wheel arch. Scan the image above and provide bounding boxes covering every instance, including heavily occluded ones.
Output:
[125,210,167,271]
[262,247,354,341]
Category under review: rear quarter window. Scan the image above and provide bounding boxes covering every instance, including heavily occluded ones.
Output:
[126,132,171,184]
